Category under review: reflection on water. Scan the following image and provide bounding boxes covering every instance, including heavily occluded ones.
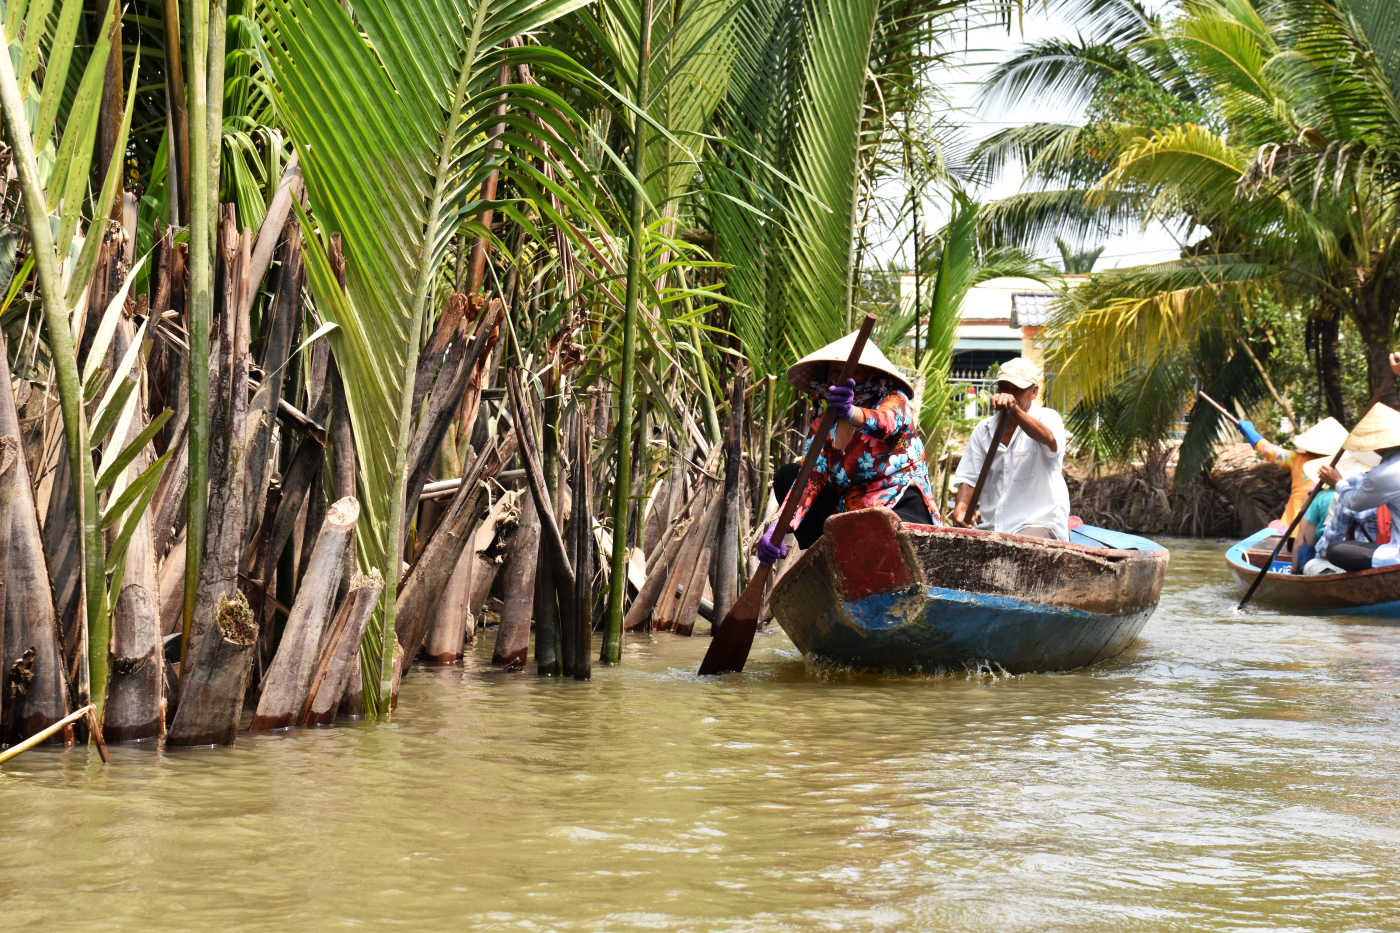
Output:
[4,539,1400,931]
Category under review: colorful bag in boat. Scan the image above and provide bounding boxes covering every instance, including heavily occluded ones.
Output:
[1370,506,1398,567]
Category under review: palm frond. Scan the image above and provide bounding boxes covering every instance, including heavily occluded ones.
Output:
[780,0,883,357]
[980,37,1141,112]
[976,186,1146,251]
[1045,254,1280,406]
[1344,0,1400,105]
[595,0,737,208]
[261,0,600,712]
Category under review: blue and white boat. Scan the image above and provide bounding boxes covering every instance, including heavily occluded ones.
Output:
[1226,526,1400,618]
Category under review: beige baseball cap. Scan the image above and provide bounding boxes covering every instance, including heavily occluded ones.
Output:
[995,356,1041,390]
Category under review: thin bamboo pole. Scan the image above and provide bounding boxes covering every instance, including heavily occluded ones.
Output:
[161,0,190,223]
[181,0,213,681]
[206,1,227,224]
[756,374,776,521]
[0,435,15,731]
[0,706,94,766]
[0,42,109,721]
[603,0,655,665]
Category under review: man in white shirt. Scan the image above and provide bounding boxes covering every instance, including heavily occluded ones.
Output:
[949,357,1070,540]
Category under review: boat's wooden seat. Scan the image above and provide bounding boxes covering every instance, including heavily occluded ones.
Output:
[1244,535,1292,569]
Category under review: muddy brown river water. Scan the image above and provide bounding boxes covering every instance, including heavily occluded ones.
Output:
[3,538,1399,930]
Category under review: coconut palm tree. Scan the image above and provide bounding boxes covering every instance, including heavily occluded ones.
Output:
[970,0,1201,250]
[966,0,1400,474]
[1048,0,1400,425]
[1056,238,1105,273]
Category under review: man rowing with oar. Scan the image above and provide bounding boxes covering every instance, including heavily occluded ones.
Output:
[949,356,1070,540]
[754,331,940,565]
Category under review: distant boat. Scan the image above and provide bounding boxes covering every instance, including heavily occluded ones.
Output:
[770,508,1169,674]
[1226,527,1400,618]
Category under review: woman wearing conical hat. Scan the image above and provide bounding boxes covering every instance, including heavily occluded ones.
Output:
[755,331,940,564]
[1234,414,1349,527]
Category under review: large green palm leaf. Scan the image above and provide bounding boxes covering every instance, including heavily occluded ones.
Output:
[596,0,736,209]
[1346,0,1400,104]
[261,0,595,712]
[709,0,799,386]
[0,0,143,717]
[1045,254,1281,406]
[780,0,882,356]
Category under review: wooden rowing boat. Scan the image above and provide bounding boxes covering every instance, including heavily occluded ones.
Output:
[1225,526,1400,617]
[769,508,1169,674]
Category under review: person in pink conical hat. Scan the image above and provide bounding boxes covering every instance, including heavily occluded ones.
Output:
[755,330,940,565]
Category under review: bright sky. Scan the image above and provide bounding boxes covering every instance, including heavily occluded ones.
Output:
[869,2,1186,270]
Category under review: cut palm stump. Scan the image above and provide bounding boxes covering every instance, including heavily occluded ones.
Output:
[301,571,384,727]
[250,497,359,732]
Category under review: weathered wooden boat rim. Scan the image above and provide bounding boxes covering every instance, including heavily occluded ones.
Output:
[1226,526,1400,582]
[895,523,1165,567]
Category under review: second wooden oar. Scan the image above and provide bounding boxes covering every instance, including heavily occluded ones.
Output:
[698,313,878,676]
[1196,390,1240,428]
[960,408,1012,526]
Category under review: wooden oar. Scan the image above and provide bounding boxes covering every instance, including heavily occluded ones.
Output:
[1238,375,1396,609]
[1196,390,1240,428]
[960,408,1012,526]
[698,313,878,676]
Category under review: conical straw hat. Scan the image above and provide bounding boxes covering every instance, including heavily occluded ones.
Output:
[1344,403,1400,452]
[1303,449,1380,485]
[1292,417,1347,455]
[786,331,913,397]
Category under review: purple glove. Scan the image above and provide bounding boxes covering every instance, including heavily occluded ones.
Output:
[756,523,788,565]
[826,378,855,420]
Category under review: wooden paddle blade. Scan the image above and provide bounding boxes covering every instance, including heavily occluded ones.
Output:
[697,566,771,675]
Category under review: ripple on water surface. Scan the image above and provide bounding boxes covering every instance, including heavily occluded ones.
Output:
[3,538,1400,931]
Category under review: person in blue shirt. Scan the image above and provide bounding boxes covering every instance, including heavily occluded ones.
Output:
[1307,402,1400,573]
[1291,452,1379,571]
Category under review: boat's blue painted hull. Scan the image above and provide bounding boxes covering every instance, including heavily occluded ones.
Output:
[791,583,1159,674]
[771,509,1169,674]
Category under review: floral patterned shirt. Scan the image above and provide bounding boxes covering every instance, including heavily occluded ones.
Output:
[1251,438,1319,525]
[788,379,941,529]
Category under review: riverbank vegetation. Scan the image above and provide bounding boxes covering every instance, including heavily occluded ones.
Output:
[0,0,1020,750]
[3,0,1398,754]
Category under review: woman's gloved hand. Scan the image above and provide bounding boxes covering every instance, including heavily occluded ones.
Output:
[1236,418,1263,446]
[826,378,855,421]
[756,523,788,564]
